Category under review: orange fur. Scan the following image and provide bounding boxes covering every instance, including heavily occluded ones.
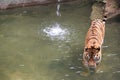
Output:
[83,19,105,68]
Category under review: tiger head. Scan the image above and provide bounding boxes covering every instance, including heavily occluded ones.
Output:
[83,46,101,69]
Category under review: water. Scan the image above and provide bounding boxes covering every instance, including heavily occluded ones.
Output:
[0,2,120,80]
[56,0,61,16]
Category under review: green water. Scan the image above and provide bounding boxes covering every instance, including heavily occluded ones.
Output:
[0,2,120,80]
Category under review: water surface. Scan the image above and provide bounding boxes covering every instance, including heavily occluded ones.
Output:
[0,2,120,80]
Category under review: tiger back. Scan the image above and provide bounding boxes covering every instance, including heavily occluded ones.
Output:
[83,19,105,69]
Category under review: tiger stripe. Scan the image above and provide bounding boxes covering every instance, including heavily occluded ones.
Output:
[83,19,105,68]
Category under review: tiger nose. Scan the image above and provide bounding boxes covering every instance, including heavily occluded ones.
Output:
[88,62,96,68]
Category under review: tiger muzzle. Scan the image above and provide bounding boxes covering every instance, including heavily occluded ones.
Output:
[88,60,97,69]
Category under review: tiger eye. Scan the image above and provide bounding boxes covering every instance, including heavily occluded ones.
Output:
[85,54,90,60]
[93,54,100,61]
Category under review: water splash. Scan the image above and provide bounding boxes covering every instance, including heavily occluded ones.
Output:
[43,23,69,40]
[56,0,61,16]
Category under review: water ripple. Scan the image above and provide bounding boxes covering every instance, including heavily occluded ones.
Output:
[107,54,117,57]
[69,66,76,70]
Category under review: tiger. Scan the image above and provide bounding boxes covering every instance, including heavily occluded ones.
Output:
[83,18,106,69]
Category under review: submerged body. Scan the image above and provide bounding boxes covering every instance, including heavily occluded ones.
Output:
[83,19,105,69]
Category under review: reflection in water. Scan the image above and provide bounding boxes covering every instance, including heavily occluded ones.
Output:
[43,23,69,40]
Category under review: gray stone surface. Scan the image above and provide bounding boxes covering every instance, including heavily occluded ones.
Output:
[0,0,79,9]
